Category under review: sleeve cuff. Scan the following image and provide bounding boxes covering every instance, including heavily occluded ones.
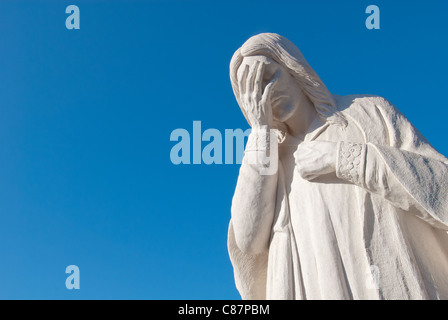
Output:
[336,141,366,186]
[245,126,271,153]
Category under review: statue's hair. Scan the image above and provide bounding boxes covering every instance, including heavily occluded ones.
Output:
[230,33,347,128]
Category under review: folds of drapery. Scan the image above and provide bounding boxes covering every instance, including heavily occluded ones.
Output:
[228,94,448,300]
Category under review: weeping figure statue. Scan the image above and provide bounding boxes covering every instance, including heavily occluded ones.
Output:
[228,33,448,300]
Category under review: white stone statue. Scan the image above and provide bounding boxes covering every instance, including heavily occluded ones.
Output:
[227,33,448,300]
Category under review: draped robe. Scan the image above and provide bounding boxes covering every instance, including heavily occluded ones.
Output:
[228,95,448,299]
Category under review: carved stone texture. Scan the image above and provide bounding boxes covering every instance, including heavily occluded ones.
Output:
[228,33,448,300]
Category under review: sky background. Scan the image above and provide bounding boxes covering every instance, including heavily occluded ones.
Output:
[0,0,447,299]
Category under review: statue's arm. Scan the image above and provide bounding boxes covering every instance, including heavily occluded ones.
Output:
[335,135,448,230]
[231,127,278,255]
[340,98,448,228]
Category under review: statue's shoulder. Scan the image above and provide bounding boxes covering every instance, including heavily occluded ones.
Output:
[333,94,401,123]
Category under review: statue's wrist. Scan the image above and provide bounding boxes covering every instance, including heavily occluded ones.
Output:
[336,141,366,186]
[245,126,272,152]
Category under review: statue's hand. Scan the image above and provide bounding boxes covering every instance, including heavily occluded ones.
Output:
[294,141,337,180]
[238,61,279,128]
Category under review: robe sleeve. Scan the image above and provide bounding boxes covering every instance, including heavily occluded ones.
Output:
[230,126,278,255]
[228,126,279,299]
[228,221,268,299]
[335,99,448,230]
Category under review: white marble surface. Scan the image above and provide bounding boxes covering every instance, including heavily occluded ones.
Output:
[228,33,448,300]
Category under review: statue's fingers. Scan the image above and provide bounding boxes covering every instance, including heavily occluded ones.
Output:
[297,164,318,180]
[237,64,249,98]
[253,62,265,100]
[246,61,259,95]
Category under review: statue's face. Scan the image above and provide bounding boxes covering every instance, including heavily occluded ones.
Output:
[241,55,304,123]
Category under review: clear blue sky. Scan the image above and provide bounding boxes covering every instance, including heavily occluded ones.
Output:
[0,0,447,299]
